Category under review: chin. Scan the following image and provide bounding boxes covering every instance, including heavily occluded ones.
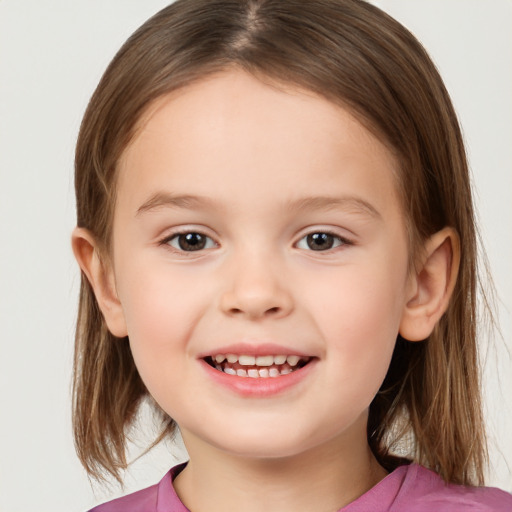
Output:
[203,428,326,461]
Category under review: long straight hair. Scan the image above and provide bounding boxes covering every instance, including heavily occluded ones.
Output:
[73,0,487,485]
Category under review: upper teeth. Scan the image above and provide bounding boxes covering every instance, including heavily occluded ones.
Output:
[214,354,302,366]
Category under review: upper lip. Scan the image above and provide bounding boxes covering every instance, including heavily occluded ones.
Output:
[197,342,314,359]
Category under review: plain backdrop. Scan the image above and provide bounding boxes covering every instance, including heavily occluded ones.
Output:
[0,1,511,511]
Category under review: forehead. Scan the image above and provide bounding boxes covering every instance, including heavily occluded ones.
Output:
[116,70,401,219]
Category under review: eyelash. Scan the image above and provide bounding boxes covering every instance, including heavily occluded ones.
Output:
[295,232,352,252]
[159,230,217,253]
[159,229,353,254]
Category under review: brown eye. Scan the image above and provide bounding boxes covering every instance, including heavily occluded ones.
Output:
[296,232,348,252]
[306,233,334,251]
[168,232,215,251]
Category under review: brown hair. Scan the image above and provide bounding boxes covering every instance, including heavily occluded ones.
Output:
[73,0,488,485]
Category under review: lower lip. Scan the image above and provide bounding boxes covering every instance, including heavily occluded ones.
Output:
[199,359,317,397]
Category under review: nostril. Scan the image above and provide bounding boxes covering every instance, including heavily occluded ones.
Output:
[220,288,293,319]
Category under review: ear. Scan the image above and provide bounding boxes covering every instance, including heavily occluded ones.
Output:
[399,227,460,342]
[71,227,128,338]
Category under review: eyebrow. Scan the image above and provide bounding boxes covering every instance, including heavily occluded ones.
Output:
[136,192,381,219]
[286,196,382,219]
[136,193,218,216]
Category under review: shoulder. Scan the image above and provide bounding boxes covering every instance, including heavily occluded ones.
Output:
[87,482,159,512]
[393,464,512,512]
[87,464,188,512]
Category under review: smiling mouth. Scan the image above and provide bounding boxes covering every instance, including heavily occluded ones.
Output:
[204,354,312,378]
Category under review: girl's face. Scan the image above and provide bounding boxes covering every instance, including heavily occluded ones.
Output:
[109,70,414,461]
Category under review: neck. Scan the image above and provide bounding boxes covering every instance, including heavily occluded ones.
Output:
[173,418,387,512]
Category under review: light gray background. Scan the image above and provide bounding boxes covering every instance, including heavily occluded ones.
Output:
[0,1,510,511]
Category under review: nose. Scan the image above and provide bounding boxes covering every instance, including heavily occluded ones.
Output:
[219,253,294,320]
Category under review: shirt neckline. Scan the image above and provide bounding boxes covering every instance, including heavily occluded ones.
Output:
[156,462,414,512]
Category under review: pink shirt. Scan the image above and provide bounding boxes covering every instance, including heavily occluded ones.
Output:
[89,463,512,511]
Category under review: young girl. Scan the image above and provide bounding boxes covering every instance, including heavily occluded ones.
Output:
[71,1,512,510]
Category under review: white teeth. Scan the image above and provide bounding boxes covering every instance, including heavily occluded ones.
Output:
[218,362,306,378]
[238,355,256,366]
[212,354,302,366]
[255,355,274,366]
[286,355,300,366]
[209,353,310,378]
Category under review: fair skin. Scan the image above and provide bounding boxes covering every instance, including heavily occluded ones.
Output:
[73,70,459,512]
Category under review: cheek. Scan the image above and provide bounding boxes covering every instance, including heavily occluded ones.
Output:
[115,260,209,365]
[303,263,407,390]
[307,262,406,335]
[117,268,209,411]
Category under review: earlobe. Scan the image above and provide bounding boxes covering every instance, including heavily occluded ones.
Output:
[399,227,460,342]
[71,227,128,338]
